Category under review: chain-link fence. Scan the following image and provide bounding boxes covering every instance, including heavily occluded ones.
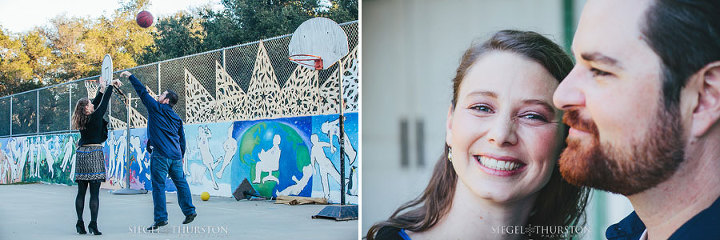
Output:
[0,21,358,137]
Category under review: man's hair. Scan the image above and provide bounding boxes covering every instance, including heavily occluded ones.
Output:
[642,0,720,107]
[165,90,179,107]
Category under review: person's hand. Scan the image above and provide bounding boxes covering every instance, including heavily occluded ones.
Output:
[120,71,132,79]
[111,79,123,87]
[98,77,107,92]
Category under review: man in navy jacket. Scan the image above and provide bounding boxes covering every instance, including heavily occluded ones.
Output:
[120,71,196,231]
[553,0,720,239]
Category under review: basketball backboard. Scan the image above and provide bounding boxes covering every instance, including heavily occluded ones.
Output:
[289,17,349,70]
[101,54,113,88]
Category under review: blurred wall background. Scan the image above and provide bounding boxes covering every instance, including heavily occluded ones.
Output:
[361,0,633,239]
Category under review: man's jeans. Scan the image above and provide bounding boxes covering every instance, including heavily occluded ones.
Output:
[151,153,196,223]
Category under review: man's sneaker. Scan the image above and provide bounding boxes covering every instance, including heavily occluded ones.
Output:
[146,221,168,231]
[183,213,197,224]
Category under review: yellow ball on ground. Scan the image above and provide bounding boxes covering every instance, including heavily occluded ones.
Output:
[201,192,210,201]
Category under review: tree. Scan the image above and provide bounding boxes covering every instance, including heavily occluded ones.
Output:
[138,12,205,64]
[0,27,43,96]
[0,0,156,97]
[322,0,358,23]
[0,0,358,97]
[44,0,154,81]
[42,15,91,82]
[82,9,154,75]
[199,0,357,50]
[22,30,57,84]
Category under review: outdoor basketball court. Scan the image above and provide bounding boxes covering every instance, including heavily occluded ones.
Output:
[0,183,357,239]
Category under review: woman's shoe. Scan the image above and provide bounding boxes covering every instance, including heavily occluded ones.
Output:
[87,221,102,235]
[76,220,87,234]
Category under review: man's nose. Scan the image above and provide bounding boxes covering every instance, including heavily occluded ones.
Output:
[554,65,586,110]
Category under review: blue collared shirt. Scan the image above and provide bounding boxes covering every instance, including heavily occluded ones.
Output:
[128,74,186,160]
[606,196,720,240]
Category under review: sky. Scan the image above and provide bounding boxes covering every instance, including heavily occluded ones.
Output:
[0,0,224,34]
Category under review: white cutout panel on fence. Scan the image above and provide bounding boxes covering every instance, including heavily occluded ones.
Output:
[109,116,127,130]
[342,46,359,113]
[247,41,281,119]
[185,69,218,124]
[318,67,340,114]
[129,106,148,128]
[281,64,319,116]
[215,61,248,121]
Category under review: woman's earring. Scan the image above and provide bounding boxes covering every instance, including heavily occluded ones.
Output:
[447,148,453,162]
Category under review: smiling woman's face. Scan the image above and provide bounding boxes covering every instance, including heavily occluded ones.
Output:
[446,51,565,203]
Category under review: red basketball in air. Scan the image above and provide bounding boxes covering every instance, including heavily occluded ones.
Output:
[136,11,154,28]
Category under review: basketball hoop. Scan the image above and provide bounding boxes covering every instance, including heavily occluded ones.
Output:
[289,54,324,70]
[288,17,347,70]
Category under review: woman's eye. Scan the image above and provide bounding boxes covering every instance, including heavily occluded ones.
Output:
[470,105,493,113]
[590,68,612,77]
[520,113,548,122]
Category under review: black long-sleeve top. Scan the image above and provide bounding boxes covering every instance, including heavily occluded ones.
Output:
[77,86,114,146]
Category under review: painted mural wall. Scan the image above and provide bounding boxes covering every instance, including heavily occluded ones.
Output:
[0,112,357,204]
[0,134,79,185]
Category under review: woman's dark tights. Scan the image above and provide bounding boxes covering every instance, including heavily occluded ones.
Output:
[75,181,100,222]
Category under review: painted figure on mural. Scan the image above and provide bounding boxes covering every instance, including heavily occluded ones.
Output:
[321,118,357,165]
[40,136,56,179]
[347,165,357,196]
[310,134,340,200]
[8,138,28,183]
[6,140,16,182]
[216,126,236,179]
[28,138,38,178]
[113,131,127,187]
[188,162,205,185]
[17,139,29,182]
[0,148,8,184]
[60,135,76,182]
[197,125,220,190]
[129,135,151,184]
[35,138,42,178]
[106,131,117,184]
[254,134,282,184]
[276,164,313,196]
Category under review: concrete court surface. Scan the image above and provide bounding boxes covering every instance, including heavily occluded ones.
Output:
[0,183,358,240]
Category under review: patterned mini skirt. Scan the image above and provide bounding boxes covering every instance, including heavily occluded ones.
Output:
[75,145,106,182]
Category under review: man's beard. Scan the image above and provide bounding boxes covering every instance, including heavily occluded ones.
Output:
[558,103,685,196]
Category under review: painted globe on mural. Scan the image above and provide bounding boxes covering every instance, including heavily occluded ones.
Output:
[235,122,311,198]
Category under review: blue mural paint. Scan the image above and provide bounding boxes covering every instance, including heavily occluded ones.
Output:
[231,117,313,198]
[0,114,359,205]
[184,122,234,196]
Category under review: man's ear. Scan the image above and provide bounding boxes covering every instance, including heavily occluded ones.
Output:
[446,105,454,147]
[691,61,720,138]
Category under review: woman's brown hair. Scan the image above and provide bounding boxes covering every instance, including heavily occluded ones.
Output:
[71,98,91,130]
[367,30,590,240]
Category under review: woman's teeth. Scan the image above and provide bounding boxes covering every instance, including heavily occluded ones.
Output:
[478,156,522,171]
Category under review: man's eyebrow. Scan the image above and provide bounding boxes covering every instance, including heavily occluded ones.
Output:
[580,52,623,69]
[522,99,556,115]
